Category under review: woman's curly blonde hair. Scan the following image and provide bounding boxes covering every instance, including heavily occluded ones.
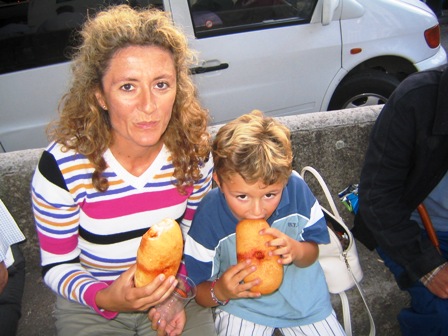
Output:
[48,5,211,193]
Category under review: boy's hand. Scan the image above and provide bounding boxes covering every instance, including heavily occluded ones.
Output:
[263,227,318,267]
[217,260,262,300]
[262,227,296,264]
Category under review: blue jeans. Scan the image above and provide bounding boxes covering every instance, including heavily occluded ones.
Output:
[377,230,448,336]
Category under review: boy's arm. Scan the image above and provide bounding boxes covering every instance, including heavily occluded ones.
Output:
[195,261,262,308]
[291,241,318,268]
[195,281,218,307]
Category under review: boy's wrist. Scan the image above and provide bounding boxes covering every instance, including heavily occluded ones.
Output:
[210,278,229,306]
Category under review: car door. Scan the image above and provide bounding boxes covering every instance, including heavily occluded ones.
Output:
[169,0,342,124]
[0,0,163,153]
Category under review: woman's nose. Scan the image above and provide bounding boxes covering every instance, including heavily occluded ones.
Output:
[140,90,157,114]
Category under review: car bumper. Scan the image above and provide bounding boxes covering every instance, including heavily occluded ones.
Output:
[415,46,447,71]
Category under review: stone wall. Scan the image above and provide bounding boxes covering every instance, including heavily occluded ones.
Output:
[0,105,409,336]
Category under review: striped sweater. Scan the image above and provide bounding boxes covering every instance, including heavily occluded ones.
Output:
[31,142,213,318]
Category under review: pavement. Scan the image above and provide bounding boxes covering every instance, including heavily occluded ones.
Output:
[440,10,448,50]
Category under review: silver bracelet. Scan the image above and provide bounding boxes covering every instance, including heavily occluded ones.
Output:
[421,262,447,286]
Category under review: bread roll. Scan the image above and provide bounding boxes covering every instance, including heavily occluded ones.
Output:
[236,219,283,294]
[134,218,183,287]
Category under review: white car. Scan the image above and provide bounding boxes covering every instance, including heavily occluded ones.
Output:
[0,0,446,152]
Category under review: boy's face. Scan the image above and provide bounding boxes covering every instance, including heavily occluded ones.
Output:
[213,172,284,221]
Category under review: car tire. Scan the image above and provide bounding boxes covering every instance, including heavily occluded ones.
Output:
[328,70,401,110]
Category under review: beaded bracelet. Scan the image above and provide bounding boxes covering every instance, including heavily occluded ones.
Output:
[210,278,229,306]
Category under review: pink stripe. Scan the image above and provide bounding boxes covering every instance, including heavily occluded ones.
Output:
[184,208,195,221]
[82,187,193,219]
[38,232,78,255]
[84,282,118,320]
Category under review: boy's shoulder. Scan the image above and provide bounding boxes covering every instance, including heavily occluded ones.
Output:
[198,186,221,205]
[193,187,225,220]
[287,170,309,190]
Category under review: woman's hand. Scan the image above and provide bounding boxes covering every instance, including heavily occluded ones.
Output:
[262,227,318,267]
[95,265,178,312]
[148,307,186,336]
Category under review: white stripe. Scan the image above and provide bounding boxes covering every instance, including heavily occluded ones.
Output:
[184,235,215,263]
[214,309,345,336]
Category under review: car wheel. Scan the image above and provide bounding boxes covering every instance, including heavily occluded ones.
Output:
[328,70,401,110]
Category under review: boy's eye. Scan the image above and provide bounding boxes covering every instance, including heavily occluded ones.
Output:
[236,195,247,200]
[265,193,276,199]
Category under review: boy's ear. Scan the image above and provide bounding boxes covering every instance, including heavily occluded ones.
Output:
[212,172,221,188]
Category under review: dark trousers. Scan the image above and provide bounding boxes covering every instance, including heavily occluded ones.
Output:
[377,230,448,336]
[0,244,25,336]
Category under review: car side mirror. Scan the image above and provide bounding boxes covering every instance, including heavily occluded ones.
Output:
[322,0,340,25]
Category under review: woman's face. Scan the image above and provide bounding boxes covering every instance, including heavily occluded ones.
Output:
[95,45,177,153]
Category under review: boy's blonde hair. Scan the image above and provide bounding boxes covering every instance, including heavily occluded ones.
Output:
[213,110,293,185]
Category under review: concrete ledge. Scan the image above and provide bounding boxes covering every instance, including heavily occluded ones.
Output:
[0,105,408,336]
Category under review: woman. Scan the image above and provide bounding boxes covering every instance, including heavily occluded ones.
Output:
[31,5,215,336]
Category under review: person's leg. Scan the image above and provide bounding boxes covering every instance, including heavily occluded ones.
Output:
[280,310,346,336]
[182,300,217,336]
[214,307,275,336]
[54,296,157,336]
[377,242,448,336]
[134,299,217,336]
[0,244,25,336]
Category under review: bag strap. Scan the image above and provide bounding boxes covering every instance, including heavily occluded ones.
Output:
[300,166,343,222]
[300,167,355,253]
[300,166,376,336]
[348,269,376,336]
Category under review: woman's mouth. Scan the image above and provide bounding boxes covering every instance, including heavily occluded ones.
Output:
[136,121,158,129]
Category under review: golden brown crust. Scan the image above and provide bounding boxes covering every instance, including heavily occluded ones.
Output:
[134,218,183,287]
[236,219,283,294]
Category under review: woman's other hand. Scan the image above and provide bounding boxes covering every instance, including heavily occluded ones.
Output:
[148,307,186,336]
[95,265,177,312]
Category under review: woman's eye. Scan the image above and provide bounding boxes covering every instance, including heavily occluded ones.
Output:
[121,83,134,91]
[155,81,169,89]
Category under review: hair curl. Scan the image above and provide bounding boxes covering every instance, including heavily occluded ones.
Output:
[48,5,210,193]
[212,110,292,186]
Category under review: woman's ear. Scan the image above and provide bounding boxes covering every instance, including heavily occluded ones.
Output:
[95,90,107,110]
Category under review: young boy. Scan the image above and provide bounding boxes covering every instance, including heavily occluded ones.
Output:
[184,110,345,335]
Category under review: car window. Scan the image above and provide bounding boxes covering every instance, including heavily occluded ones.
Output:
[188,0,317,38]
[0,0,163,75]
